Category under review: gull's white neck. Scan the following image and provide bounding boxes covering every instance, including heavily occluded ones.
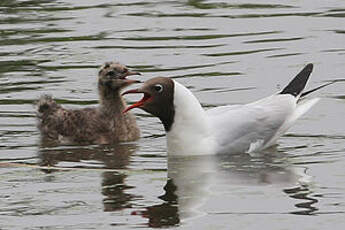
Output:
[166,81,216,155]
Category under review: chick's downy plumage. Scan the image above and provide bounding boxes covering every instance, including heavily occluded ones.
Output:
[37,62,141,145]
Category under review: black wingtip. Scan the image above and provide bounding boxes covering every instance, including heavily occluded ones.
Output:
[300,81,335,98]
[280,63,314,97]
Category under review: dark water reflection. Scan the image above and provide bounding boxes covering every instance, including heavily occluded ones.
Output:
[135,179,180,228]
[132,150,319,227]
[102,171,136,212]
[38,143,136,169]
[0,0,345,229]
[38,143,138,213]
[31,143,320,228]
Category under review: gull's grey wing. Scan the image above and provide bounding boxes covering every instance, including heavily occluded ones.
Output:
[207,94,297,154]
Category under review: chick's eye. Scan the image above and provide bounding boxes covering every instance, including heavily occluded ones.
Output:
[154,84,163,93]
[107,71,116,77]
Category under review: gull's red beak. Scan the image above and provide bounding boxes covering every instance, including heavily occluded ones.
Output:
[122,89,152,113]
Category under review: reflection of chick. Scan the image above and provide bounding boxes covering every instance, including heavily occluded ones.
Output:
[38,143,138,212]
[36,62,141,145]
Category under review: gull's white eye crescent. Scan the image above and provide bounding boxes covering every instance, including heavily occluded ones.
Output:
[154,84,163,93]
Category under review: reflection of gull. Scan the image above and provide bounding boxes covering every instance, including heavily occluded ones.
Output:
[167,155,217,220]
[132,155,217,227]
[215,151,313,187]
[140,150,314,227]
[284,186,318,215]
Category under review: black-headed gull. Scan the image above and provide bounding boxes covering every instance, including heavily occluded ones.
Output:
[123,64,329,155]
[37,62,141,145]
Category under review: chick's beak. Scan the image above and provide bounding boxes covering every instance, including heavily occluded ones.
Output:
[126,71,142,77]
[122,71,142,84]
[123,79,141,84]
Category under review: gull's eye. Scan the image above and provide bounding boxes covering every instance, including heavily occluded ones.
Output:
[154,84,163,93]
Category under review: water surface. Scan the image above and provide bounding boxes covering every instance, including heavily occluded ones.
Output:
[0,0,345,229]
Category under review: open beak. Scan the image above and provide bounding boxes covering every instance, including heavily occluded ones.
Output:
[123,79,141,84]
[126,71,142,76]
[122,89,152,113]
[121,71,142,84]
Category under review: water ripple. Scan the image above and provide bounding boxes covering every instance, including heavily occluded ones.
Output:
[244,37,305,44]
[0,98,98,105]
[132,61,236,73]
[0,0,344,228]
[267,52,303,58]
[123,31,281,41]
[284,186,318,215]
[94,44,223,50]
[203,48,282,57]
[0,33,108,46]
[172,71,242,79]
[186,2,295,10]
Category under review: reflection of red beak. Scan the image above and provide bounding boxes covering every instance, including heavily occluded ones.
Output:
[122,89,152,113]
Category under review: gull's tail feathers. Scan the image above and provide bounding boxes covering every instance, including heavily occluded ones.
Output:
[280,63,313,97]
[264,97,320,149]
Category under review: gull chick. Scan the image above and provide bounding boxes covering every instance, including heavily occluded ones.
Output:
[37,62,141,145]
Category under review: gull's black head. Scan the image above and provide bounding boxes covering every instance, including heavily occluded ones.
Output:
[122,77,175,131]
